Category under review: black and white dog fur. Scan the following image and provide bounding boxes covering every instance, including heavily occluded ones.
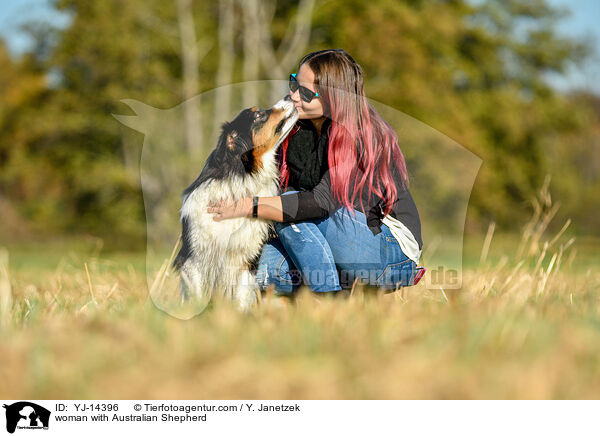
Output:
[172,96,298,312]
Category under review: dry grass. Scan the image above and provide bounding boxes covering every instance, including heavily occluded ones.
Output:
[1,181,599,399]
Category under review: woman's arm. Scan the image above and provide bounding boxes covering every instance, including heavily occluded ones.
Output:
[207,170,336,222]
[207,196,284,222]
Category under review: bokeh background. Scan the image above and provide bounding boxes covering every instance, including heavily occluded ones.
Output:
[1,0,599,245]
[0,0,599,399]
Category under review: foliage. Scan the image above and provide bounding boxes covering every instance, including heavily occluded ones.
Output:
[311,0,594,232]
[0,0,598,245]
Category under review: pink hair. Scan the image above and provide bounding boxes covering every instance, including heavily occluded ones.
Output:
[280,49,409,216]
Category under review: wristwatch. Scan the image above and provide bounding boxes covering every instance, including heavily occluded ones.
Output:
[252,196,259,218]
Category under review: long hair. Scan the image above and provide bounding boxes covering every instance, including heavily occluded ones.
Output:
[280,48,409,216]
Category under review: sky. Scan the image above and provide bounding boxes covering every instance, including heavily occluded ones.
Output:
[0,0,598,94]
[0,0,71,51]
[545,0,600,93]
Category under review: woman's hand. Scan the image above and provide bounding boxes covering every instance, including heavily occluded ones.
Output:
[207,198,252,222]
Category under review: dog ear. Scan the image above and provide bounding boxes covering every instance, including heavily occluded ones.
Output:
[240,149,254,172]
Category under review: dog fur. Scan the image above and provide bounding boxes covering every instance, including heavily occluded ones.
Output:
[172,96,298,312]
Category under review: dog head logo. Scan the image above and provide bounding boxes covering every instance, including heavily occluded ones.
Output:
[3,402,50,433]
[113,82,482,318]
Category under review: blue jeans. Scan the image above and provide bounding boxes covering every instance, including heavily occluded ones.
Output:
[256,196,417,294]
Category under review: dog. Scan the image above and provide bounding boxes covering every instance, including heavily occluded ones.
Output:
[172,96,298,312]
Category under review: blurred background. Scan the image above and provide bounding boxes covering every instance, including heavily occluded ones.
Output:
[0,0,598,251]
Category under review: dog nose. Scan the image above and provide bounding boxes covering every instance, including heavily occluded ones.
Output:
[272,95,295,112]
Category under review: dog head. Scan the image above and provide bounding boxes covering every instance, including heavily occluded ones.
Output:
[219,96,299,174]
[180,96,299,199]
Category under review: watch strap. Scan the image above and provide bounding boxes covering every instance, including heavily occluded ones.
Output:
[252,196,259,218]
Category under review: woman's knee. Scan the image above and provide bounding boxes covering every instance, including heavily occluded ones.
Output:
[274,221,315,244]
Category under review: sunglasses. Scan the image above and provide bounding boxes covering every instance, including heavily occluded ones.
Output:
[289,73,320,103]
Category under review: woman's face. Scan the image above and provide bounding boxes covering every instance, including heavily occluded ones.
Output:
[290,64,325,120]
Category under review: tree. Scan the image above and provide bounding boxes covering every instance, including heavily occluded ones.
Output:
[0,0,597,246]
[310,0,592,233]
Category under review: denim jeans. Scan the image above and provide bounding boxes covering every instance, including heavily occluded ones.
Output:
[256,192,417,294]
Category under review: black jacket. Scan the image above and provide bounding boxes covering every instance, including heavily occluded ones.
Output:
[283,117,331,191]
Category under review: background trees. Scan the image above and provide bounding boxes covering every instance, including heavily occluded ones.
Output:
[0,0,597,247]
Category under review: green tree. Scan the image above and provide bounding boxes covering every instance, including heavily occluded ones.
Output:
[310,0,591,233]
[0,0,597,246]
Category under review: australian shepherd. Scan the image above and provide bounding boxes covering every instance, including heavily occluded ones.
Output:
[172,96,298,312]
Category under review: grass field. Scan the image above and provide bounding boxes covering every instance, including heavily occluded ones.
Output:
[1,192,599,399]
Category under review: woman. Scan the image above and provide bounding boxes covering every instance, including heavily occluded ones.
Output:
[208,48,423,294]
